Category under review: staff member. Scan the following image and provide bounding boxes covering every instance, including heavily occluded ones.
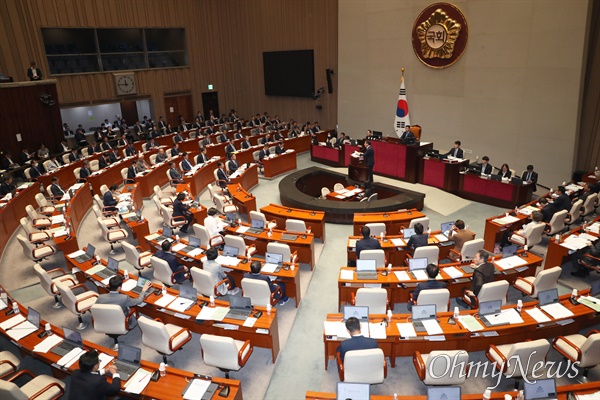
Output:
[364,140,375,184]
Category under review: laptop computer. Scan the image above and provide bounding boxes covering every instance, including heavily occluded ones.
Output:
[179,236,201,254]
[502,244,518,258]
[263,252,284,272]
[131,277,150,295]
[490,174,502,182]
[403,228,415,239]
[247,219,265,234]
[356,259,378,280]
[336,382,369,400]
[154,226,174,243]
[126,209,143,222]
[222,245,239,258]
[478,300,506,327]
[427,386,461,400]
[113,343,142,381]
[440,222,454,238]
[343,305,369,321]
[177,285,197,310]
[96,256,119,279]
[511,177,524,185]
[523,378,558,400]
[26,307,41,329]
[225,212,237,226]
[281,233,299,241]
[412,304,437,332]
[225,296,253,320]
[538,288,559,307]
[182,380,219,400]
[50,326,83,356]
[73,243,95,263]
[409,257,429,280]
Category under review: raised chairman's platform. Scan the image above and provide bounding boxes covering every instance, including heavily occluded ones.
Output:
[279,167,425,224]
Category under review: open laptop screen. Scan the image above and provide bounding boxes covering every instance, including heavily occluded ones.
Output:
[538,288,559,306]
[440,222,454,237]
[107,257,119,272]
[337,382,369,400]
[188,236,201,248]
[27,307,40,328]
[412,304,436,321]
[251,219,264,229]
[356,259,376,272]
[162,226,173,238]
[427,386,461,400]
[62,326,83,345]
[265,252,283,265]
[222,245,239,257]
[502,244,518,258]
[591,280,600,297]
[178,286,197,301]
[343,305,369,321]
[85,243,95,258]
[403,228,415,239]
[118,343,141,364]
[478,300,502,317]
[229,296,252,309]
[524,378,557,400]
[409,257,428,271]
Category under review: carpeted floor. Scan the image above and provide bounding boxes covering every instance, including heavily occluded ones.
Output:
[1,152,599,399]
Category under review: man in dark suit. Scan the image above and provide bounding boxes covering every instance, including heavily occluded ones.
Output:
[406,223,428,250]
[258,143,270,163]
[155,148,167,164]
[168,161,183,184]
[241,135,252,149]
[50,177,65,198]
[100,137,112,152]
[133,121,145,141]
[58,140,70,153]
[224,141,236,159]
[27,61,42,81]
[227,154,239,174]
[234,129,244,140]
[444,140,464,158]
[19,148,33,165]
[157,116,168,134]
[179,120,188,132]
[28,160,42,180]
[173,131,185,144]
[87,141,101,154]
[460,251,495,307]
[275,141,285,155]
[75,129,88,148]
[173,192,192,233]
[216,162,230,189]
[125,143,136,157]
[479,156,492,175]
[335,132,347,148]
[571,239,600,277]
[68,349,121,400]
[170,143,181,157]
[244,261,289,305]
[98,153,110,169]
[79,160,92,180]
[126,161,137,183]
[399,125,415,141]
[336,317,378,362]
[63,123,74,137]
[356,226,382,258]
[411,263,448,304]
[364,140,375,184]
[521,165,538,192]
[553,186,571,212]
[145,138,159,152]
[108,148,120,164]
[0,176,16,196]
[196,147,209,165]
[538,197,558,223]
[68,149,80,162]
[180,152,193,172]
[102,185,118,213]
[217,132,228,143]
[154,240,190,283]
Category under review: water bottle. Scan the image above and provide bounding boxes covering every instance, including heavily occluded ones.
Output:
[45,322,53,336]
[387,263,392,273]
[12,302,19,314]
[380,232,384,241]
[210,295,215,307]
[454,306,460,319]
[387,309,393,323]
[571,289,578,300]
[523,245,528,257]
[123,269,129,280]
[176,235,180,243]
[517,300,523,313]
[161,284,167,296]
[483,389,491,400]
[266,304,272,315]
[159,362,166,377]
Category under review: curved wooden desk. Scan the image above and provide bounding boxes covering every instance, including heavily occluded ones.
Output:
[544,215,600,269]
[323,292,598,369]
[459,173,533,209]
[227,183,257,218]
[353,209,427,236]
[0,184,39,255]
[182,156,224,197]
[262,150,297,179]
[260,203,326,242]
[0,293,243,400]
[229,163,259,191]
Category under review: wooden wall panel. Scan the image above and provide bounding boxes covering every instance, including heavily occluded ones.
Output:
[0,0,338,139]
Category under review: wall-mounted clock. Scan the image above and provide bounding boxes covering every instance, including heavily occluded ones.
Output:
[114,73,137,95]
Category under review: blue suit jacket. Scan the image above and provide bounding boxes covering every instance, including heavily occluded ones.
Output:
[337,335,378,362]
[413,279,448,301]
[407,233,428,250]
[356,237,382,258]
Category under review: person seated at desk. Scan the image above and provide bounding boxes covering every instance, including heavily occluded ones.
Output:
[193,117,203,130]
[102,185,119,213]
[521,165,538,192]
[217,131,228,143]
[553,185,571,212]
[50,176,66,198]
[37,143,50,159]
[224,140,236,159]
[181,152,193,172]
[124,143,136,157]
[108,148,120,164]
[228,154,239,174]
[400,125,415,141]
[335,132,347,148]
[68,148,81,163]
[458,251,495,308]
[173,192,193,233]
[96,275,151,327]
[171,143,181,157]
[196,147,209,165]
[173,131,185,144]
[275,140,286,155]
[145,138,159,152]
[19,148,34,165]
[69,349,121,400]
[538,197,557,223]
[135,154,149,173]
[75,129,88,148]
[406,222,428,250]
[63,123,74,137]
[98,152,111,169]
[356,226,382,259]
[0,175,16,196]
[58,139,70,153]
[1,152,18,170]
[100,137,112,152]
[409,263,447,310]
[244,260,289,305]
[443,140,463,159]
[336,317,378,362]
[116,136,127,148]
[498,163,512,179]
[241,135,252,150]
[499,211,544,249]
[155,148,168,164]
[571,239,600,277]
[168,161,184,184]
[80,160,92,180]
[126,160,137,182]
[204,247,237,295]
[448,219,472,254]
[234,129,244,140]
[204,207,226,239]
[154,240,190,283]
[46,156,60,172]
[87,141,101,155]
[479,156,492,175]
[28,159,42,180]
[258,143,270,167]
[273,130,283,141]
[216,162,230,189]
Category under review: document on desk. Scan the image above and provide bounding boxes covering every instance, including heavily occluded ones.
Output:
[154,293,176,308]
[434,234,449,242]
[492,216,520,225]
[423,319,443,335]
[339,269,354,281]
[540,303,574,320]
[0,299,6,310]
[444,266,464,279]
[575,390,600,400]
[369,323,387,339]
[6,320,38,341]
[243,317,257,327]
[51,214,66,225]
[486,308,524,325]
[57,347,85,367]
[588,222,600,234]
[236,226,249,234]
[187,248,203,257]
[324,321,349,338]
[391,238,406,247]
[168,297,195,312]
[33,335,64,353]
[394,270,411,282]
[578,296,600,312]
[145,233,160,241]
[196,306,229,321]
[124,368,152,394]
[525,307,551,323]
[560,235,591,251]
[518,206,539,216]
[216,255,240,267]
[0,314,25,330]
[457,316,484,332]
[397,323,417,338]
[348,239,357,248]
[412,270,428,281]
[172,243,187,252]
[494,255,528,270]
[578,233,597,242]
[121,279,137,292]
[85,265,107,276]
[183,378,212,400]
[261,262,279,273]
[98,353,114,370]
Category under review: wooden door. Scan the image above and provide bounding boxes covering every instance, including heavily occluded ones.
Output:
[164,94,193,126]
[119,100,139,125]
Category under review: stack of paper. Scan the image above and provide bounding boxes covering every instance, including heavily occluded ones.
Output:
[348,239,357,247]
[124,369,152,394]
[492,215,520,225]
[434,234,449,242]
[369,322,387,339]
[339,270,354,281]
[560,235,591,251]
[154,293,176,308]
[216,255,240,267]
[391,238,406,247]
[183,379,213,400]
[33,335,64,353]
[171,243,187,252]
[578,296,600,312]
[393,270,411,282]
[485,308,524,325]
[168,297,195,312]
[525,308,551,323]
[397,323,417,338]
[0,314,26,330]
[457,315,484,332]
[494,255,528,270]
[324,321,349,338]
[540,303,574,320]
[412,270,428,281]
[57,348,86,367]
[7,319,38,340]
[261,263,279,273]
[196,306,229,321]
[444,266,464,279]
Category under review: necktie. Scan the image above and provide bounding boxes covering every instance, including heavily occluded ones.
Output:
[527,172,531,181]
